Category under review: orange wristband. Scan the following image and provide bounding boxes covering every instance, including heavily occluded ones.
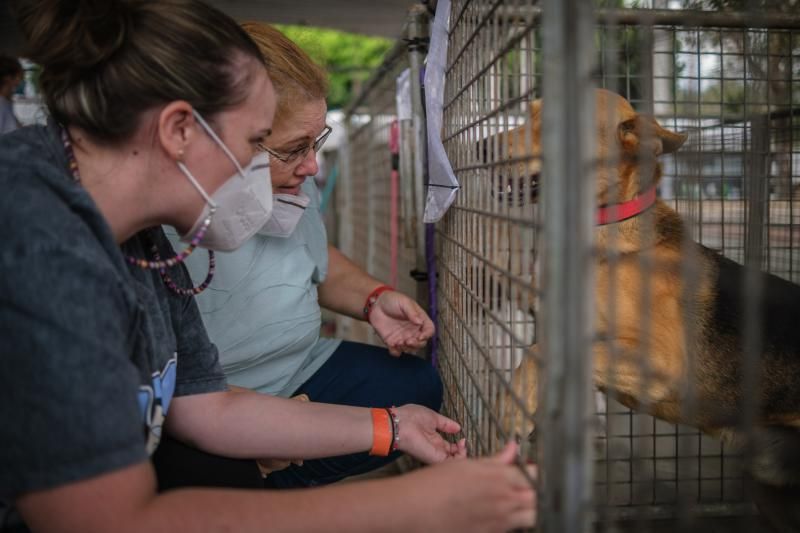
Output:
[369,408,393,456]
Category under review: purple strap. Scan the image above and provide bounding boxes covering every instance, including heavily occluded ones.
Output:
[425,222,438,368]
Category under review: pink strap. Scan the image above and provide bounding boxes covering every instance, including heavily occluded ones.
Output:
[596,186,657,226]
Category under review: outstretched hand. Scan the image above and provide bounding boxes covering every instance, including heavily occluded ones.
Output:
[393,404,467,463]
[399,441,538,533]
[368,291,435,356]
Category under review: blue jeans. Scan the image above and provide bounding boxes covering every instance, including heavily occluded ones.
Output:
[263,340,443,488]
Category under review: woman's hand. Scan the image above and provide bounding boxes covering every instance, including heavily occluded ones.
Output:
[400,442,537,533]
[368,291,435,356]
[392,404,466,463]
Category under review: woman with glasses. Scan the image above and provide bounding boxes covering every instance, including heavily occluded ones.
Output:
[165,22,443,489]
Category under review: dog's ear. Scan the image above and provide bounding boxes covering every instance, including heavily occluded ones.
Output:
[656,119,688,154]
[618,115,688,156]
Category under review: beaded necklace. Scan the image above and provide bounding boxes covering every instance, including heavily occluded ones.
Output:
[60,125,215,296]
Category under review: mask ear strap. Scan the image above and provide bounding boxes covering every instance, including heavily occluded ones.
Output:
[192,110,247,177]
[177,161,218,209]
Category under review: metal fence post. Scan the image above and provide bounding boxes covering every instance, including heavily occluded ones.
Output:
[540,0,596,531]
[407,4,431,311]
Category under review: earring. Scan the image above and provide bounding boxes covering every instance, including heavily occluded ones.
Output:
[177,148,185,161]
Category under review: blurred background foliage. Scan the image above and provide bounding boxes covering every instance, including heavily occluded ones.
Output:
[275,24,394,110]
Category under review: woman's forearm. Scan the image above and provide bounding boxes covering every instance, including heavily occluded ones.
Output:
[17,460,431,533]
[142,474,425,533]
[165,391,373,460]
[317,245,383,319]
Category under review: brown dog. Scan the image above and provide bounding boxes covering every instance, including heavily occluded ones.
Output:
[499,88,800,488]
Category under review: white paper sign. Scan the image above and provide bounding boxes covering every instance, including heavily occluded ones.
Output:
[396,68,412,121]
[422,0,460,223]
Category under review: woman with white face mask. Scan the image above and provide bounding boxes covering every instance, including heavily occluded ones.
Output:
[0,2,537,533]
[167,22,448,489]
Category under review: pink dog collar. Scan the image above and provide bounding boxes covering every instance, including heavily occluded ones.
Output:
[596,186,657,226]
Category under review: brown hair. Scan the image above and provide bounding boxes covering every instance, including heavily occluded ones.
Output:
[11,0,265,143]
[0,54,22,82]
[241,22,328,125]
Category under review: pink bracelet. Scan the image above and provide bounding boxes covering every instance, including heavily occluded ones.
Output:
[388,406,400,452]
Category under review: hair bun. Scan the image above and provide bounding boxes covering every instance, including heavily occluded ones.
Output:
[13,0,132,73]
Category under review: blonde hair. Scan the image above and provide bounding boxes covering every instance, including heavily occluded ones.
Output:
[241,22,328,125]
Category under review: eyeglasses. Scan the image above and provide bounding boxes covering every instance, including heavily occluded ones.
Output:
[258,125,333,164]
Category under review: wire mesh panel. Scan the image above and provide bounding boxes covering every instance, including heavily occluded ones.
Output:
[431,1,800,531]
[437,0,541,460]
[593,9,800,528]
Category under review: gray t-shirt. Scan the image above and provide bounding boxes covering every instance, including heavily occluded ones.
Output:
[0,95,20,135]
[0,123,227,525]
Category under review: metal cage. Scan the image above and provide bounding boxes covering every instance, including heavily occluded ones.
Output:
[337,5,431,343]
[342,1,800,531]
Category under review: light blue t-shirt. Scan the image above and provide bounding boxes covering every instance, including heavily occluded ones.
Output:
[166,179,341,397]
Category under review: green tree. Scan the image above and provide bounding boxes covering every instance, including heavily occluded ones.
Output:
[679,0,800,197]
[276,25,393,110]
[595,0,670,103]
